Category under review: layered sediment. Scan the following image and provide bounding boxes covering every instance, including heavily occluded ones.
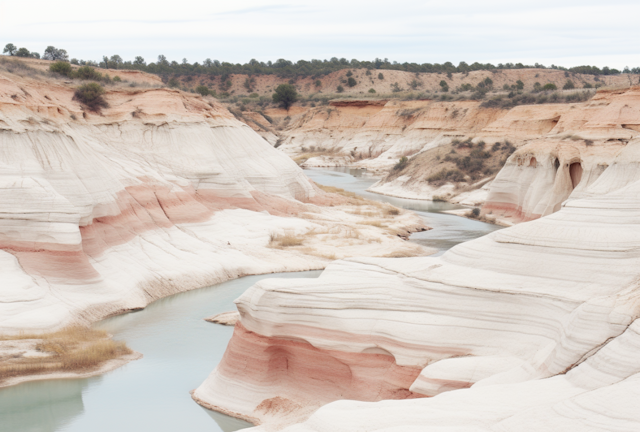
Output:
[0,63,427,335]
[195,137,640,430]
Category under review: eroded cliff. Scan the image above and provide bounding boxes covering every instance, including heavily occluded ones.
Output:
[195,137,640,431]
[0,61,427,335]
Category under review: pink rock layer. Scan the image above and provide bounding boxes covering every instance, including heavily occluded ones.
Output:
[2,180,319,284]
[202,322,425,421]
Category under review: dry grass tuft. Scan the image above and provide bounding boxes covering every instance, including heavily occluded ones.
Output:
[269,232,304,248]
[385,207,400,216]
[0,326,131,382]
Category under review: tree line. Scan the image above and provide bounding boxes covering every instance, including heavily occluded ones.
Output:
[4,43,640,79]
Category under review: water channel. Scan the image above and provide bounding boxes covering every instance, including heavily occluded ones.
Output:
[0,168,501,432]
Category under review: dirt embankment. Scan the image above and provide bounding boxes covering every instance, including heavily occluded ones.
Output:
[183,68,632,99]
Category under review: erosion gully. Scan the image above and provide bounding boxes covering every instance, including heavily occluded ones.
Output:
[0,167,500,432]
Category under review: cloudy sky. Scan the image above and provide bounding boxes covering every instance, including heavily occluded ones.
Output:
[1,0,638,69]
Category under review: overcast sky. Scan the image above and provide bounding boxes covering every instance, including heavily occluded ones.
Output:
[1,0,638,69]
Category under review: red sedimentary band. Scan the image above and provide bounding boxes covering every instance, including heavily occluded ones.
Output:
[483,202,540,222]
[5,180,315,282]
[215,322,426,412]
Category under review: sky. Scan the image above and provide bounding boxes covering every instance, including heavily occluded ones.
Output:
[1,0,639,69]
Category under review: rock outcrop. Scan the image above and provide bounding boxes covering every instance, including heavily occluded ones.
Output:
[195,137,640,430]
[0,63,427,333]
[483,87,640,223]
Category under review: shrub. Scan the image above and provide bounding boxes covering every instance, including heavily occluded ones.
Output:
[249,92,259,98]
[272,83,298,110]
[410,79,421,90]
[391,82,403,92]
[347,77,357,87]
[563,80,575,90]
[427,169,465,183]
[337,85,344,93]
[15,47,31,57]
[346,70,353,77]
[167,77,180,88]
[49,61,73,77]
[543,83,557,91]
[365,69,372,76]
[368,88,376,93]
[74,66,102,81]
[393,156,409,171]
[73,83,108,111]
[378,73,384,79]
[516,80,524,90]
[439,80,449,92]
[195,85,210,96]
[583,82,593,89]
[112,76,122,82]
[470,208,481,218]
[314,79,322,87]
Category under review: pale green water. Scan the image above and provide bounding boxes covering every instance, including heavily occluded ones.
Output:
[0,168,500,432]
[0,271,322,432]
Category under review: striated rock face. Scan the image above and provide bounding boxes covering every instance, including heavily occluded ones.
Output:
[0,70,318,331]
[483,87,640,223]
[270,87,640,214]
[0,68,428,333]
[195,138,640,430]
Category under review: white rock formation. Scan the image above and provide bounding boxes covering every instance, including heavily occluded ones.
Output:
[0,69,426,333]
[195,138,640,430]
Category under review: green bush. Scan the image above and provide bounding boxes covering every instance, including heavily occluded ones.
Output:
[393,156,409,171]
[195,85,210,96]
[346,70,353,77]
[49,61,73,77]
[368,88,376,93]
[15,47,31,57]
[378,73,384,80]
[73,83,108,111]
[347,77,357,87]
[543,83,557,91]
[113,76,122,82]
[249,92,259,98]
[337,85,344,93]
[74,66,102,81]
[563,80,575,90]
[439,80,449,92]
[272,83,298,110]
[167,77,180,88]
[314,79,322,87]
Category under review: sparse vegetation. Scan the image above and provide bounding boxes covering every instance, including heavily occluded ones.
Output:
[269,232,303,248]
[393,156,409,171]
[49,61,73,77]
[272,84,298,110]
[0,326,132,382]
[73,83,109,111]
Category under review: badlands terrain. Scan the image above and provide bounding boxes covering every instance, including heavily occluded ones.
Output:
[1,54,640,432]
[0,58,427,385]
[195,89,640,430]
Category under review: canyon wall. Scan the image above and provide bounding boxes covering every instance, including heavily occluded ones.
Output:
[267,87,640,223]
[196,137,640,430]
[0,66,426,333]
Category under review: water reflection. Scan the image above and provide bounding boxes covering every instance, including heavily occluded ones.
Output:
[1,168,500,432]
[0,379,88,432]
[204,407,254,431]
[0,271,322,432]
[304,167,502,254]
